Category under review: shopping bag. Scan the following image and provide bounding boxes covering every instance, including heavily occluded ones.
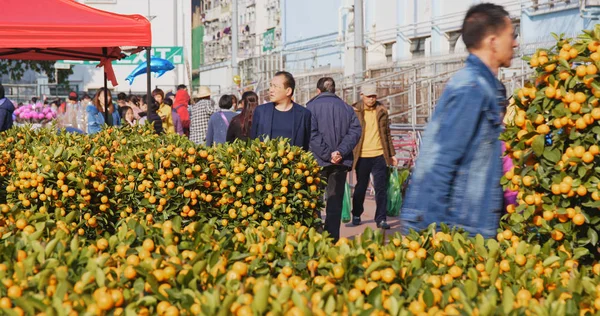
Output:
[341,182,352,223]
[387,168,402,216]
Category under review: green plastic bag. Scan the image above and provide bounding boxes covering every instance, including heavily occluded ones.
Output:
[341,182,352,223]
[387,168,411,216]
[387,168,402,216]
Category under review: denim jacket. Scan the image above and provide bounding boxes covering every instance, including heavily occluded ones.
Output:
[400,54,506,238]
[86,104,105,134]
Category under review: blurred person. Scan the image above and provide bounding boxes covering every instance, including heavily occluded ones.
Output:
[87,88,117,134]
[164,98,184,135]
[140,94,148,112]
[189,86,216,144]
[206,95,237,146]
[166,91,175,103]
[231,94,239,112]
[116,92,128,108]
[250,71,311,150]
[0,84,14,132]
[146,98,164,135]
[62,91,78,113]
[59,91,80,129]
[400,3,518,238]
[177,84,187,91]
[127,95,143,120]
[227,91,259,142]
[307,77,362,241]
[119,106,136,126]
[173,89,191,136]
[351,84,397,230]
[152,88,175,134]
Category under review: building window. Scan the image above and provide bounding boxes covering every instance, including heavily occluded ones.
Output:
[410,37,428,57]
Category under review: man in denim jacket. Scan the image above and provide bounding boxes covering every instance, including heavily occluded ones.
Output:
[400,3,518,238]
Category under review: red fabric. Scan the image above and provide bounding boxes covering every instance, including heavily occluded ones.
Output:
[173,90,190,129]
[0,0,151,86]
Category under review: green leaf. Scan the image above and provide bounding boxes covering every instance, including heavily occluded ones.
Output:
[543,148,561,163]
[407,278,423,299]
[574,247,590,259]
[252,283,270,314]
[502,287,515,314]
[532,135,545,156]
[589,228,599,246]
[423,288,434,307]
[579,166,588,178]
[543,256,561,267]
[592,81,600,93]
[464,279,478,299]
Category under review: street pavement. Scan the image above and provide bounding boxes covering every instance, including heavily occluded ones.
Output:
[321,197,403,240]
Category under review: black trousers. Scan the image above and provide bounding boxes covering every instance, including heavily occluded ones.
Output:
[352,155,388,224]
[321,165,348,242]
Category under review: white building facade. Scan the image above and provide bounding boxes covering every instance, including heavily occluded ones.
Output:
[193,0,600,96]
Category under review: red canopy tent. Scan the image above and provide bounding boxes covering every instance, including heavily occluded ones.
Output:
[0,0,153,123]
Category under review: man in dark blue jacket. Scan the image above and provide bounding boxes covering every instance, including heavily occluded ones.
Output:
[0,84,14,132]
[307,77,362,242]
[250,71,311,150]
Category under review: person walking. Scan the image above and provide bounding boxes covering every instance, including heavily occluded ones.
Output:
[0,84,14,132]
[173,89,191,137]
[250,71,311,150]
[400,3,518,238]
[307,77,362,242]
[206,95,237,146]
[189,86,216,145]
[351,83,397,230]
[227,91,259,142]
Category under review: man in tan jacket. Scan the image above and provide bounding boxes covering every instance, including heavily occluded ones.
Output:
[352,83,397,229]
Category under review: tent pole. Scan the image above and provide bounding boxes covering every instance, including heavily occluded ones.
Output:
[102,47,109,125]
[147,47,152,115]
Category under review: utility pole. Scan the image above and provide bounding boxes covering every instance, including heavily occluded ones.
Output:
[231,0,239,78]
[354,0,365,82]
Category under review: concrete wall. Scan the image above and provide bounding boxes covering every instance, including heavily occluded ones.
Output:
[68,0,192,93]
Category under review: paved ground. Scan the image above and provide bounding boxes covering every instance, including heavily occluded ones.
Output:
[321,197,403,240]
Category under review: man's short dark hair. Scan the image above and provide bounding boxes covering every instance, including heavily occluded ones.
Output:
[274,71,295,96]
[462,3,510,49]
[117,92,128,101]
[177,84,187,90]
[0,84,4,99]
[317,77,335,93]
[218,94,233,109]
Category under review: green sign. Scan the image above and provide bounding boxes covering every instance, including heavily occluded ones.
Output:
[263,29,275,52]
[60,47,184,66]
